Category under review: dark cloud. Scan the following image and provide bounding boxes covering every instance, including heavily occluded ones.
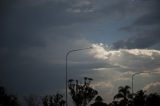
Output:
[113,31,160,49]
[1,0,97,49]
[113,0,160,49]
[0,0,95,97]
[100,0,135,17]
[133,12,160,26]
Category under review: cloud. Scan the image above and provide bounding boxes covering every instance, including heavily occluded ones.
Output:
[0,0,97,97]
[130,0,160,27]
[116,71,134,81]
[90,43,160,71]
[113,31,160,49]
[143,81,160,94]
[3,0,158,51]
[66,0,95,13]
[92,81,113,89]
[114,0,160,49]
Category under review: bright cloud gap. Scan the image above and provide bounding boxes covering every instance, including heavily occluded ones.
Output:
[90,43,160,71]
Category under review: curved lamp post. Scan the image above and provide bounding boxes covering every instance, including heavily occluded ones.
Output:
[65,47,93,106]
[132,71,152,94]
[132,71,159,94]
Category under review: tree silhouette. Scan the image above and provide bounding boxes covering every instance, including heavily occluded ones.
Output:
[133,90,146,106]
[111,85,160,106]
[68,77,98,106]
[0,86,20,106]
[42,93,65,106]
[90,96,108,106]
[108,101,118,106]
[146,93,160,106]
[114,85,132,106]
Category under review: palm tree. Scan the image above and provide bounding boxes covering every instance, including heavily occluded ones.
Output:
[114,85,131,106]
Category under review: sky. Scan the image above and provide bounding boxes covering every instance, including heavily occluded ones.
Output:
[1,0,160,105]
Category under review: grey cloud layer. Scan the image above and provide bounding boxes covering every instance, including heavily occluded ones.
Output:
[0,0,95,96]
[113,0,160,49]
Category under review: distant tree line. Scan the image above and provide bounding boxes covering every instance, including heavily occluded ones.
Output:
[108,85,160,106]
[1,77,160,106]
[0,86,20,106]
[67,78,160,106]
[0,86,65,106]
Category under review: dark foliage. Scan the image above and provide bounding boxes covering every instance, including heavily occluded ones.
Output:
[68,77,98,106]
[146,93,160,106]
[1,84,160,106]
[133,90,146,106]
[90,96,108,106]
[113,85,132,106]
[111,85,160,106]
[42,93,65,106]
[0,86,20,106]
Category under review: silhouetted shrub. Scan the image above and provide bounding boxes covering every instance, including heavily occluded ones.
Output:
[68,77,98,106]
[0,86,20,106]
[42,93,65,106]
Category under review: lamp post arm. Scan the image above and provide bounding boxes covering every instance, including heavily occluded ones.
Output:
[67,47,93,55]
[65,47,93,106]
[132,71,151,94]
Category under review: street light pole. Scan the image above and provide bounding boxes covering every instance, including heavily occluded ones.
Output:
[131,72,151,94]
[132,73,135,94]
[131,71,160,94]
[131,72,150,106]
[65,47,93,106]
[131,71,159,106]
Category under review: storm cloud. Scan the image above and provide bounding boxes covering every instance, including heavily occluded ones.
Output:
[113,0,160,49]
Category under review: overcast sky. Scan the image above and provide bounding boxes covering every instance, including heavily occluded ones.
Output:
[1,0,160,105]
